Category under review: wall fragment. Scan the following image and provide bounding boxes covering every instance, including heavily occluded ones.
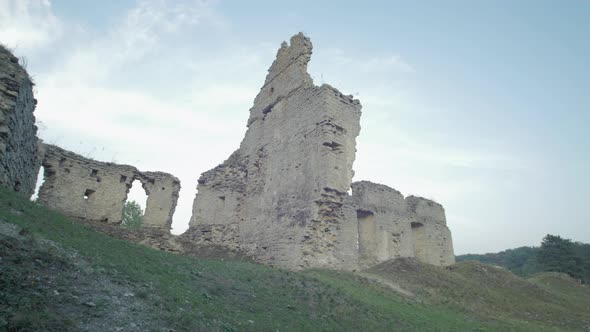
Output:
[0,45,40,196]
[38,144,181,229]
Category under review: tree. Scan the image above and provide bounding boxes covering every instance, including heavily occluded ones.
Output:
[538,234,584,281]
[457,236,590,283]
[122,200,143,228]
[573,242,590,283]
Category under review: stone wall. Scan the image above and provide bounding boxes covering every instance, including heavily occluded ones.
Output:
[351,181,414,268]
[138,171,181,228]
[0,45,40,197]
[406,195,455,266]
[186,33,455,270]
[38,144,180,229]
[351,181,455,268]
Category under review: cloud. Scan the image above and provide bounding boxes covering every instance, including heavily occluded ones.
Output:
[45,0,228,85]
[35,0,238,138]
[0,0,62,51]
[359,55,414,73]
[106,0,226,63]
[314,48,414,75]
[31,0,264,233]
[389,141,526,172]
[308,46,526,214]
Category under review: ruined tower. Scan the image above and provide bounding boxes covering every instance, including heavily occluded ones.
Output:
[186,33,455,270]
[186,33,362,269]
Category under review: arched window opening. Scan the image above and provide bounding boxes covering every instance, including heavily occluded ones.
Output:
[122,179,148,228]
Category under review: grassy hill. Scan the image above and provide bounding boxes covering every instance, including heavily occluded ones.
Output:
[457,242,590,282]
[457,247,542,277]
[1,188,589,331]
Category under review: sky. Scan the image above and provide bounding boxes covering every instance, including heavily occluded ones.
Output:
[0,0,588,254]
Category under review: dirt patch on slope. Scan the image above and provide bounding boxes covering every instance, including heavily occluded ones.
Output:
[0,220,169,331]
[365,258,590,330]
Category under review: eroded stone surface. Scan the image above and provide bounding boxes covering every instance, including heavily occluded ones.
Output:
[0,45,40,197]
[186,33,455,270]
[185,33,363,269]
[38,144,180,229]
[352,181,455,268]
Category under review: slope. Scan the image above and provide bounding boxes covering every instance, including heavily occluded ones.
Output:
[1,188,589,331]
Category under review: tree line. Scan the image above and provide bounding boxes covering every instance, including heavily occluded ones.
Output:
[457,234,590,283]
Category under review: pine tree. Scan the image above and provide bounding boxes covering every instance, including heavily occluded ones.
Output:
[538,234,584,281]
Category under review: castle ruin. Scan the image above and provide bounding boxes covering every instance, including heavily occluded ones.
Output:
[183,33,454,270]
[0,34,454,271]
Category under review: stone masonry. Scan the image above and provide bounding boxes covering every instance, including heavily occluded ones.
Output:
[38,144,180,229]
[0,45,40,197]
[351,181,454,268]
[185,33,455,270]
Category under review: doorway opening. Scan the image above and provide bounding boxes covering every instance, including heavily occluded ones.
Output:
[122,179,148,228]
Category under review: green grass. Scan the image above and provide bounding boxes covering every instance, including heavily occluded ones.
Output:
[1,188,589,331]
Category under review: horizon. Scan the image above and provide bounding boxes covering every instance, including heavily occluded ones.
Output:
[1,0,588,255]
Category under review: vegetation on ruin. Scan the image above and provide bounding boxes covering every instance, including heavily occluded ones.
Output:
[1,188,589,331]
[121,200,144,229]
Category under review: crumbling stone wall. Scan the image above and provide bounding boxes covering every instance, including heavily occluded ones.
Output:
[185,34,362,269]
[352,181,455,268]
[138,171,181,229]
[351,181,414,268]
[406,195,455,266]
[0,45,40,197]
[38,144,180,229]
[186,33,455,270]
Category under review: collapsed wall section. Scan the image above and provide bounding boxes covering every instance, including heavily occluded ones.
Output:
[351,181,455,268]
[0,46,40,197]
[406,196,455,266]
[138,171,181,229]
[351,181,414,268]
[38,144,180,229]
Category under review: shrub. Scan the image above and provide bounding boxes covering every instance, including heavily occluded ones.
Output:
[122,201,143,228]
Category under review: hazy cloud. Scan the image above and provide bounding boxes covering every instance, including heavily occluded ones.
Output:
[31,0,258,233]
[0,0,62,51]
[317,48,414,74]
